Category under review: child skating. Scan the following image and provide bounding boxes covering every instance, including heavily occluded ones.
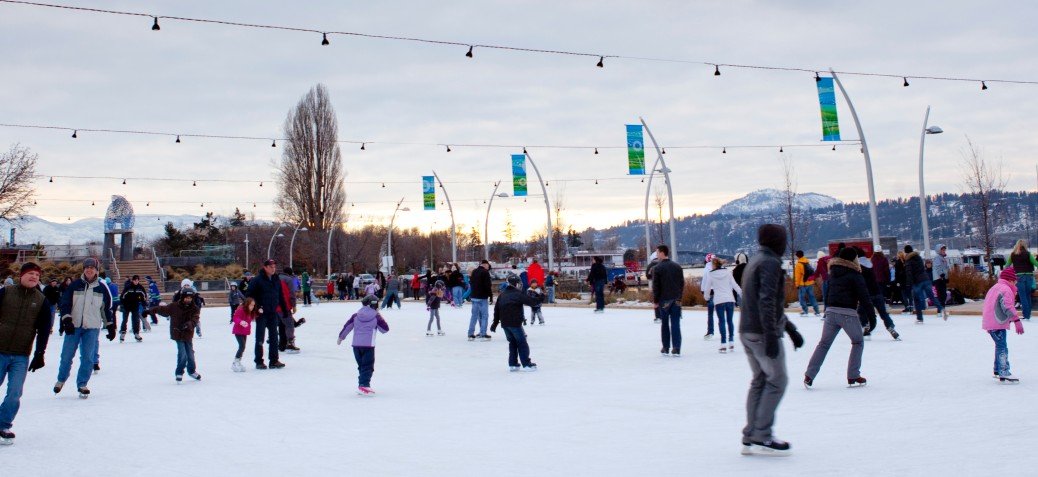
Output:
[147,289,202,383]
[982,267,1025,383]
[426,280,445,336]
[231,298,258,372]
[338,295,390,396]
[527,280,545,325]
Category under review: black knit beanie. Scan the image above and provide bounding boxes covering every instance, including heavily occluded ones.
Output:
[757,224,787,256]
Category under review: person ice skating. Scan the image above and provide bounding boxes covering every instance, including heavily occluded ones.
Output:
[708,257,742,353]
[932,245,951,312]
[447,264,465,308]
[381,274,401,310]
[338,295,390,396]
[587,256,607,313]
[276,274,303,354]
[982,267,1025,383]
[527,280,545,325]
[804,247,873,389]
[739,224,804,456]
[426,281,445,336]
[55,257,116,398]
[247,259,290,369]
[119,275,148,343]
[301,271,312,307]
[228,284,245,322]
[652,245,685,356]
[855,248,900,341]
[411,273,422,301]
[545,272,556,304]
[491,275,542,371]
[0,263,54,445]
[794,251,820,317]
[894,251,913,313]
[1009,240,1038,321]
[467,260,494,341]
[230,298,259,372]
[700,253,716,339]
[147,289,202,383]
[145,276,161,325]
[904,245,945,323]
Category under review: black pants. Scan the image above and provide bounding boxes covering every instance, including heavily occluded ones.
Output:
[235,335,247,359]
[254,314,280,364]
[934,278,948,307]
[230,304,239,322]
[120,307,141,334]
[302,291,312,305]
[353,347,375,387]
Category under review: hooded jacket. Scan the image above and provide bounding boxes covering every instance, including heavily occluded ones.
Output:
[59,274,115,329]
[493,285,542,328]
[982,279,1021,331]
[527,262,545,289]
[231,304,256,336]
[469,266,493,300]
[148,298,201,342]
[338,306,389,347]
[738,247,788,339]
[708,266,742,305]
[904,251,928,285]
[824,258,873,311]
[120,282,148,309]
[794,257,815,287]
[932,246,950,279]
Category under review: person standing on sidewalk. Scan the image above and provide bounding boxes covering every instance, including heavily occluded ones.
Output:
[652,245,686,357]
[804,247,873,388]
[55,257,115,398]
[0,263,54,445]
[467,261,493,341]
[739,224,804,456]
[587,256,607,313]
[1009,240,1038,321]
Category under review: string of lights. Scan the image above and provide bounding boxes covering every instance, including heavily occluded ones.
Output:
[1,0,1032,88]
[7,123,857,155]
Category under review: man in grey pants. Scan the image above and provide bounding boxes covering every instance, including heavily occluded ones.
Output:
[804,246,873,388]
[738,224,803,456]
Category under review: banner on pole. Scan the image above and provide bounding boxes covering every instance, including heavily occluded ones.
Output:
[626,124,645,175]
[511,154,528,197]
[422,176,435,210]
[816,77,841,141]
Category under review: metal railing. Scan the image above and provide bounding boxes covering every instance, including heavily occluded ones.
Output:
[107,248,120,279]
[151,246,166,281]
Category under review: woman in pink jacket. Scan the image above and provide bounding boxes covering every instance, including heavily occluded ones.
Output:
[982,267,1025,383]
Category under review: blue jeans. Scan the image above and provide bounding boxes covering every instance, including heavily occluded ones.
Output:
[659,301,682,351]
[57,328,100,388]
[353,347,376,387]
[451,286,465,307]
[716,301,735,344]
[593,280,606,310]
[503,327,532,367]
[706,298,715,335]
[0,353,28,431]
[1018,274,1035,320]
[913,280,942,321]
[546,286,555,304]
[989,330,1010,377]
[799,286,819,314]
[468,299,489,336]
[380,292,399,309]
[175,341,197,376]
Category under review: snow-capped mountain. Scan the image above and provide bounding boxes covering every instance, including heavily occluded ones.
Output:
[0,215,204,246]
[713,189,842,216]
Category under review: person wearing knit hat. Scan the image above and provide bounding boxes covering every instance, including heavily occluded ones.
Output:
[55,257,115,398]
[982,266,1024,383]
[0,261,54,444]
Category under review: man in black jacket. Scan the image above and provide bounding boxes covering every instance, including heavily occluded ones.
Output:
[738,224,803,456]
[804,247,873,389]
[904,245,944,323]
[651,245,685,356]
[0,263,53,445]
[247,259,290,369]
[468,261,494,341]
[490,275,542,371]
[119,275,148,342]
[587,256,608,313]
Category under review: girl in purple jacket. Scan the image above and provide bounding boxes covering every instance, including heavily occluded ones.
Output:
[338,295,390,396]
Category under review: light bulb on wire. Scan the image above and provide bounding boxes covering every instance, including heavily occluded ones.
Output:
[714,65,721,76]
[596,56,604,68]
[151,17,160,31]
[321,33,329,45]
[466,46,473,58]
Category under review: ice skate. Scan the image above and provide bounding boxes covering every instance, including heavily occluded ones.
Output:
[729,344,735,352]
[0,429,14,446]
[357,386,376,396]
[78,387,90,399]
[232,359,245,373]
[744,439,791,456]
[269,361,286,369]
[719,346,727,354]
[256,362,268,370]
[467,335,475,341]
[671,348,680,357]
[134,334,142,342]
[888,328,901,341]
[189,372,202,381]
[522,363,538,372]
[799,312,808,317]
[847,376,867,388]
[915,319,924,325]
[804,375,813,389]
[437,331,445,336]
[92,363,100,375]
[661,347,669,356]
[119,332,125,343]
[509,366,521,372]
[176,375,183,383]
[942,309,949,320]
[703,333,713,340]
[53,381,64,394]
[426,332,434,337]
[998,374,1020,384]
[479,334,492,342]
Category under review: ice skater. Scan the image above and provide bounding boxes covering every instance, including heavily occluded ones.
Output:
[55,257,116,399]
[426,281,445,336]
[228,283,245,323]
[338,295,390,396]
[0,263,54,445]
[231,298,258,372]
[707,257,741,353]
[147,289,202,383]
[804,247,873,389]
[527,279,545,325]
[982,267,1025,383]
[652,245,685,356]
[490,275,542,371]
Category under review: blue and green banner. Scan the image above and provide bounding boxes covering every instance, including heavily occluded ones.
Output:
[816,77,841,141]
[422,176,435,210]
[626,124,645,175]
[511,154,527,197]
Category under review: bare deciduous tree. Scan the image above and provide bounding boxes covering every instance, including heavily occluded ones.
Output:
[779,156,812,266]
[551,187,568,269]
[653,185,666,246]
[0,144,38,222]
[502,209,516,244]
[275,84,347,231]
[961,136,1008,278]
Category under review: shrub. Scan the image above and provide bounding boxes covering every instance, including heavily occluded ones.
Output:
[948,266,996,300]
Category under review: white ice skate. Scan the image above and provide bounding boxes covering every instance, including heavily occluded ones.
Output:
[437,331,445,336]
[426,332,434,337]
[232,359,245,373]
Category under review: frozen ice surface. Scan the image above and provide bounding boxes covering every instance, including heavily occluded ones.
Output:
[4,302,1034,476]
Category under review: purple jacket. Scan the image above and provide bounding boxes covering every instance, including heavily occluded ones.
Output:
[338,307,389,348]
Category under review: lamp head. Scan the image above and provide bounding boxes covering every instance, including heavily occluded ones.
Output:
[925,126,944,135]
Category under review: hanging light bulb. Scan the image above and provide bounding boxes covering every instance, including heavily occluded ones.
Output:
[446,145,451,152]
[253,203,256,208]
[722,147,726,154]
[33,200,36,205]
[146,202,150,206]
[49,177,54,183]
[595,179,599,185]
[465,46,473,58]
[779,146,784,153]
[201,203,204,208]
[321,33,330,45]
[151,17,160,31]
[175,135,181,144]
[662,148,666,154]
[522,147,527,154]
[981,81,988,91]
[832,144,836,151]
[361,143,366,151]
[903,77,910,87]
[271,139,277,147]
[815,72,821,82]
[596,56,604,68]
[91,201,95,206]
[381,183,385,188]
[714,65,721,76]
[594,148,599,155]
[259,181,263,187]
[351,202,355,207]
[545,181,549,187]
[122,179,126,185]
[192,180,197,187]
[71,130,77,139]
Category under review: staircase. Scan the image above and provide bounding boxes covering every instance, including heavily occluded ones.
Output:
[113,259,163,283]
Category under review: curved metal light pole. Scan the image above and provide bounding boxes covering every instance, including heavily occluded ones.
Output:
[831,69,881,249]
[639,117,678,255]
[288,222,308,270]
[432,171,458,263]
[484,180,504,262]
[266,222,287,260]
[643,152,663,267]
[524,152,554,272]
[918,106,943,259]
[386,197,408,273]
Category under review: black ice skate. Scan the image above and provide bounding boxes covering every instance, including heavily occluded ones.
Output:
[847,377,867,388]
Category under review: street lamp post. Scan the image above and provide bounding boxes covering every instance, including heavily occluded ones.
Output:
[831,68,881,249]
[643,152,664,268]
[288,222,309,269]
[244,234,249,271]
[918,105,943,259]
[639,117,678,256]
[523,152,554,272]
[386,197,409,273]
[432,171,457,263]
[484,180,506,262]
[266,223,287,260]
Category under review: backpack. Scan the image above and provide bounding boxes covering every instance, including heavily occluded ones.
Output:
[801,261,815,280]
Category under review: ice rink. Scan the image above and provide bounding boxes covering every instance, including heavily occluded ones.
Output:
[3,300,1034,476]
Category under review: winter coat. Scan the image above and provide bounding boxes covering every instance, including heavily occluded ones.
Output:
[493,285,542,328]
[386,277,400,293]
[904,251,929,286]
[519,271,529,290]
[336,277,348,292]
[871,254,891,285]
[327,281,335,296]
[982,279,1021,331]
[932,250,950,280]
[587,263,607,283]
[545,274,555,287]
[708,266,742,305]
[447,271,464,288]
[527,262,545,288]
[894,258,907,286]
[738,247,789,339]
[651,259,685,303]
[280,274,298,307]
[426,288,443,309]
[148,281,161,303]
[120,283,148,309]
[148,301,200,342]
[228,289,245,306]
[700,261,716,295]
[732,263,747,287]
[42,284,62,306]
[364,283,380,297]
[231,305,256,336]
[1010,252,1038,275]
[411,275,422,290]
[353,277,362,289]
[527,287,544,311]
[59,274,115,329]
[469,266,493,300]
[824,258,873,311]
[794,257,814,287]
[0,285,53,356]
[858,257,880,296]
[338,306,389,348]
[301,272,311,292]
[246,271,290,319]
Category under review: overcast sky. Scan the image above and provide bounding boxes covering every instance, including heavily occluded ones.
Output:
[2,1,1036,240]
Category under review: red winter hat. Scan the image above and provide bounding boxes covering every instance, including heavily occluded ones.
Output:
[1001,267,1017,282]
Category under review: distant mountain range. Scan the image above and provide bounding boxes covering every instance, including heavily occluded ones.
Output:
[0,215,204,246]
[712,189,842,216]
